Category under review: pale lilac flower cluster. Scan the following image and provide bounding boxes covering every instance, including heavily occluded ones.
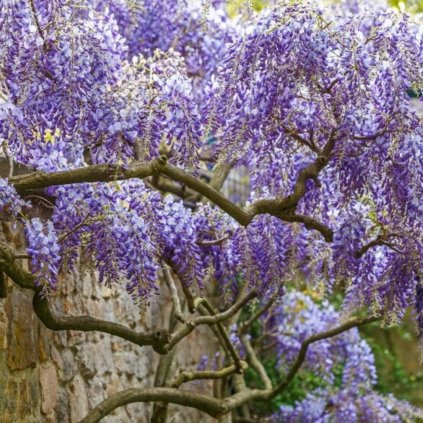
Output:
[25,218,61,294]
[270,292,423,422]
[0,178,26,216]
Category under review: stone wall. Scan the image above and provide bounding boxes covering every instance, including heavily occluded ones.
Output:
[0,264,218,423]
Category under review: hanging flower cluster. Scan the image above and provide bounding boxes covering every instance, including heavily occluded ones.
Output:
[269,291,423,423]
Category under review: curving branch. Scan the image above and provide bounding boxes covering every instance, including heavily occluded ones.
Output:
[0,242,170,352]
[160,163,252,226]
[9,157,165,191]
[164,289,257,352]
[78,388,229,423]
[0,242,258,355]
[282,125,318,152]
[8,154,333,240]
[355,235,404,258]
[248,133,336,241]
[170,362,247,388]
[162,265,184,322]
[272,315,380,395]
[198,299,244,374]
[32,293,170,352]
[241,334,273,390]
[240,292,279,334]
[78,314,379,423]
[197,232,232,246]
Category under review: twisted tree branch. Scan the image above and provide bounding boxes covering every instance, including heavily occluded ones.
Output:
[78,315,379,422]
[0,242,170,352]
[170,362,247,388]
[32,292,169,352]
[7,154,333,240]
[164,290,257,352]
[78,388,229,423]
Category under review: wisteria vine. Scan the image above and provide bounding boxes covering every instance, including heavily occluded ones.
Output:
[0,0,422,421]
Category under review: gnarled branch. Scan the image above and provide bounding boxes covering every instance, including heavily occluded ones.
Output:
[8,154,333,240]
[0,242,170,352]
[78,388,229,423]
[32,292,169,352]
[170,362,247,388]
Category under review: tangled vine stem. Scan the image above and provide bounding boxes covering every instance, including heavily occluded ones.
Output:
[78,316,378,423]
[78,388,229,423]
[0,239,380,422]
[0,242,257,354]
[7,155,333,240]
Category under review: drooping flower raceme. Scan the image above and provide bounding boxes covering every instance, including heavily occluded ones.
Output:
[25,218,61,294]
[0,178,26,216]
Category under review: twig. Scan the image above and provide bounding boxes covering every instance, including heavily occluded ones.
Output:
[241,335,272,390]
[162,264,184,322]
[24,195,55,209]
[198,300,244,374]
[58,213,92,242]
[28,0,45,43]
[197,232,232,247]
[355,235,404,258]
[240,292,279,334]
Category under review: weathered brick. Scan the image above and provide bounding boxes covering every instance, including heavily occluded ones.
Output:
[68,374,89,423]
[40,365,58,415]
[5,289,39,370]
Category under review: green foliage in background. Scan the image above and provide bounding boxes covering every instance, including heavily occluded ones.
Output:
[389,0,423,13]
[227,0,423,14]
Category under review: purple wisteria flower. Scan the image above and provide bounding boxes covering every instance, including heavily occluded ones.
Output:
[269,291,423,423]
[0,178,26,216]
[25,218,61,294]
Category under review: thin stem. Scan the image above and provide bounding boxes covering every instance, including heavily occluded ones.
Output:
[28,0,44,41]
[197,233,232,246]
[162,264,184,322]
[241,335,272,390]
[198,300,244,374]
[240,292,279,334]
